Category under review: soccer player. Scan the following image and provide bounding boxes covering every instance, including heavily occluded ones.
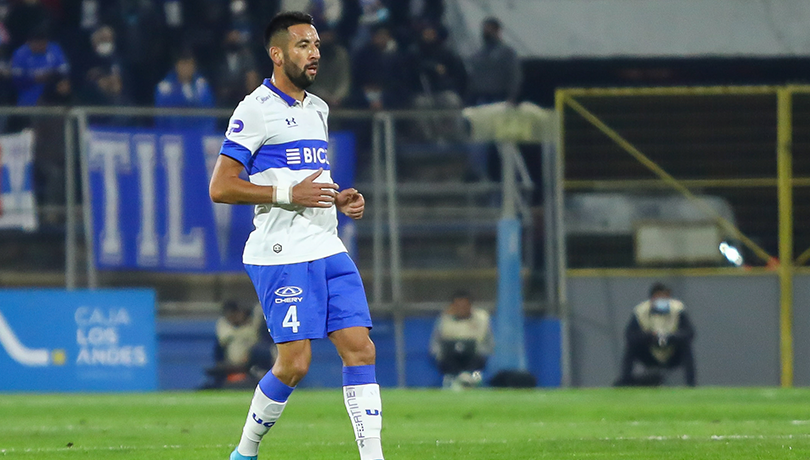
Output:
[209,12,384,460]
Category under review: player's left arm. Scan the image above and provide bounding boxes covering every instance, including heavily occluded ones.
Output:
[336,188,364,220]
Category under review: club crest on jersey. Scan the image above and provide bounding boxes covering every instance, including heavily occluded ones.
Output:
[285,147,329,166]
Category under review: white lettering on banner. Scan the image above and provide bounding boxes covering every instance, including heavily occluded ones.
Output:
[161,136,205,266]
[74,306,131,326]
[317,148,328,163]
[88,134,131,265]
[75,346,147,366]
[134,135,159,266]
[76,327,118,346]
[89,132,209,268]
[303,147,313,163]
[74,306,147,367]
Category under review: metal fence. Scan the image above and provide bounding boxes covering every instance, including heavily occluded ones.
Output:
[556,85,810,387]
[0,105,551,386]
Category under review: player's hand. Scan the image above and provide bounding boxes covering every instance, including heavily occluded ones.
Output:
[291,168,338,208]
[336,188,365,219]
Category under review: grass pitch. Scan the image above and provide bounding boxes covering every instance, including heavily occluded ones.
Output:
[1,387,808,459]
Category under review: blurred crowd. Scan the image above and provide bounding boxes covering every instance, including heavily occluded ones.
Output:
[0,0,522,111]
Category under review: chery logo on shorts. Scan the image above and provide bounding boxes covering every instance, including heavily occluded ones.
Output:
[274,286,303,297]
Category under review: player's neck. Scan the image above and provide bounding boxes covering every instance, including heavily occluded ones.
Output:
[270,74,305,102]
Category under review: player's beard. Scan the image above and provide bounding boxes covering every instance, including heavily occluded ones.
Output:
[285,60,317,90]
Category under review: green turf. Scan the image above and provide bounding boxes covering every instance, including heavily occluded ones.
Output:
[1,387,808,459]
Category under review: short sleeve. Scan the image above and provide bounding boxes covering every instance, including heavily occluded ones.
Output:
[219,99,266,167]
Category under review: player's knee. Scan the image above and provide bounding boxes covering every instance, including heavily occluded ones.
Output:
[274,352,311,384]
[346,338,375,366]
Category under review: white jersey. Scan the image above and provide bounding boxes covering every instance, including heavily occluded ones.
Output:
[219,79,346,265]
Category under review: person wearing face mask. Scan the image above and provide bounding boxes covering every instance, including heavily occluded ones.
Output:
[81,26,130,106]
[465,16,521,106]
[615,283,697,387]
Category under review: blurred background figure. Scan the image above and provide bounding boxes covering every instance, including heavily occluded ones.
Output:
[79,25,131,112]
[466,16,521,106]
[11,25,70,106]
[213,28,259,109]
[615,283,696,387]
[352,24,408,110]
[154,50,214,131]
[307,26,350,108]
[203,300,274,389]
[430,291,494,389]
[10,24,70,215]
[6,0,51,55]
[408,21,466,140]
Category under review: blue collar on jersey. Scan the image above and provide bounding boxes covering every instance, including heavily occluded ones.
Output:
[263,78,304,107]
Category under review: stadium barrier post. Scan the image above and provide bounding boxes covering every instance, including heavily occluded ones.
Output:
[492,143,527,372]
[777,88,794,388]
[383,113,407,387]
[76,109,98,289]
[64,112,77,290]
[371,113,385,309]
[554,89,571,387]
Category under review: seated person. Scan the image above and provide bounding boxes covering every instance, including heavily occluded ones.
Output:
[430,291,494,388]
[615,283,696,387]
[204,300,268,389]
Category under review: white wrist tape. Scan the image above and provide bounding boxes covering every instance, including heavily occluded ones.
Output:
[274,184,292,205]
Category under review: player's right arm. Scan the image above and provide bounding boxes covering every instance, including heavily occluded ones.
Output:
[209,99,337,207]
[209,159,337,207]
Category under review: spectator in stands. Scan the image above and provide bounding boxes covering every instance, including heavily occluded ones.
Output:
[466,17,521,106]
[0,22,13,120]
[430,291,494,389]
[350,0,389,50]
[204,301,276,389]
[6,0,51,54]
[79,25,130,110]
[213,28,259,109]
[154,50,215,131]
[409,22,465,108]
[106,0,169,105]
[352,24,408,110]
[11,25,70,106]
[615,283,697,387]
[307,26,351,108]
[204,300,265,389]
[408,21,466,140]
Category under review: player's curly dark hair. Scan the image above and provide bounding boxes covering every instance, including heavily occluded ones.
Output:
[264,11,314,49]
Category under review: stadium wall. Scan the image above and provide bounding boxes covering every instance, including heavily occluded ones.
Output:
[567,275,781,387]
[157,317,561,390]
[792,274,810,386]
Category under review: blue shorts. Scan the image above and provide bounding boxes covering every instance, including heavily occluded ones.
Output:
[245,252,372,343]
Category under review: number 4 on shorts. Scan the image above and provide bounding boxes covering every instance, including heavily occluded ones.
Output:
[283,304,300,333]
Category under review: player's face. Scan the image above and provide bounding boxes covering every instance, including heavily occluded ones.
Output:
[282,24,320,90]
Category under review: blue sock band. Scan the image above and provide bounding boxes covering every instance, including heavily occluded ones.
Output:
[258,372,295,402]
[343,364,377,386]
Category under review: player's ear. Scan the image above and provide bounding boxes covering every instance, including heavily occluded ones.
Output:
[268,46,283,66]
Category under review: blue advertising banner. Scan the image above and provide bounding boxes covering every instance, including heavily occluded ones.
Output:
[0,289,157,392]
[87,128,356,272]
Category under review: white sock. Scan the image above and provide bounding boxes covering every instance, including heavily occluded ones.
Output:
[236,386,287,456]
[343,383,384,460]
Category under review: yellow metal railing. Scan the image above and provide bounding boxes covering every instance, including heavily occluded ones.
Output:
[557,85,810,387]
